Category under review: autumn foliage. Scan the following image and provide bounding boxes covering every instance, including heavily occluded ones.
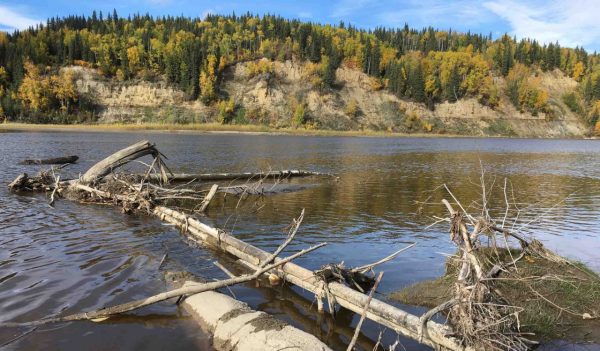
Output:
[0,12,598,128]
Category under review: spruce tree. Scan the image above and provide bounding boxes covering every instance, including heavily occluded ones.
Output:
[362,40,372,74]
[409,63,425,102]
[370,41,380,76]
[593,76,600,100]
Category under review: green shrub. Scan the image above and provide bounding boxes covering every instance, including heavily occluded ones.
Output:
[217,98,236,124]
[234,107,247,124]
[293,103,306,126]
[562,92,582,114]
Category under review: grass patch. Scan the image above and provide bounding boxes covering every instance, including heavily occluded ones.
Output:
[390,248,600,343]
[484,119,516,136]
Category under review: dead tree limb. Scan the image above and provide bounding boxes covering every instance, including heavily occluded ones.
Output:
[346,271,384,351]
[198,184,219,212]
[351,243,415,274]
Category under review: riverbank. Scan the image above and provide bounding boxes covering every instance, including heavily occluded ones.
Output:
[0,122,468,138]
[1,122,591,139]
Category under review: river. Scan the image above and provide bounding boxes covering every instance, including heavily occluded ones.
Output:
[1,130,599,350]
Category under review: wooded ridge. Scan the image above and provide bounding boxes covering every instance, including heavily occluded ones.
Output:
[1,12,600,136]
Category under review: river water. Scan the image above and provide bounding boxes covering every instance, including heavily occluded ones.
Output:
[1,130,599,350]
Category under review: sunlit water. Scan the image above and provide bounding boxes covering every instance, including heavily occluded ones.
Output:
[1,130,599,350]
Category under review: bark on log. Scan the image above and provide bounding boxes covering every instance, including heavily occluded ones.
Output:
[19,155,78,165]
[176,284,332,351]
[153,206,472,351]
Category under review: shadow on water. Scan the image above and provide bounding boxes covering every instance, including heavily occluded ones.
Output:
[1,131,599,350]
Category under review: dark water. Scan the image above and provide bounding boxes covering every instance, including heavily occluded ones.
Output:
[1,131,599,350]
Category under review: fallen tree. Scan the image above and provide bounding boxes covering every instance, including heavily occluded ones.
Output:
[5,141,552,350]
[394,179,600,350]
[150,170,331,182]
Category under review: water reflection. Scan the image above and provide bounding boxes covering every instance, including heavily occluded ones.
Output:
[0,131,599,350]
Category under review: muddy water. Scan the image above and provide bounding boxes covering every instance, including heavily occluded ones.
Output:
[1,131,599,350]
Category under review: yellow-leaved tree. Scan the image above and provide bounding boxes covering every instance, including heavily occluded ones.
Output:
[572,61,585,81]
[18,61,53,112]
[200,54,217,102]
[51,70,78,112]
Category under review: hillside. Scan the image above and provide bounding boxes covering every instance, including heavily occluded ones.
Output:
[1,13,600,137]
[64,60,586,137]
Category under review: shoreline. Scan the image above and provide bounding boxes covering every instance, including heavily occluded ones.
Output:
[0,122,464,138]
[0,122,594,140]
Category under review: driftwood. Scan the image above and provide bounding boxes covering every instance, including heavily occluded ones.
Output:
[8,172,54,192]
[81,140,171,184]
[149,169,330,182]
[346,271,384,351]
[19,155,78,165]
[6,140,473,351]
[198,184,218,212]
[154,205,468,350]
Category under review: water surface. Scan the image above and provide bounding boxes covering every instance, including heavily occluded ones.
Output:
[1,131,599,350]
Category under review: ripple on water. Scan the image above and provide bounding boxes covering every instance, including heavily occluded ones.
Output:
[0,132,599,350]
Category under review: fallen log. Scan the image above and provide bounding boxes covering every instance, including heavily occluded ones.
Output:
[154,205,471,351]
[6,140,472,351]
[19,155,78,165]
[149,169,330,182]
[176,286,332,351]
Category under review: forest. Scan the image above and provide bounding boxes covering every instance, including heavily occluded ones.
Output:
[1,11,600,133]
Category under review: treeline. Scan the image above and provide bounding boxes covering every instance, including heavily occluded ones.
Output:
[1,11,600,129]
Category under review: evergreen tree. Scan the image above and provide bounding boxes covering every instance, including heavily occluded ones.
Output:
[362,40,372,74]
[583,77,593,102]
[593,76,600,100]
[369,41,381,76]
[409,63,425,102]
[445,66,461,102]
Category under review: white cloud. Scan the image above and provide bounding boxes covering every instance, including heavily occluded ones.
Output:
[0,5,40,30]
[484,0,600,49]
[298,11,312,19]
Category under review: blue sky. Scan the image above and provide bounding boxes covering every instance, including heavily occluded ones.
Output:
[1,0,600,51]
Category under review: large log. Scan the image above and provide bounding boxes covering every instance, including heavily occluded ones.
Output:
[153,206,472,351]
[176,284,332,351]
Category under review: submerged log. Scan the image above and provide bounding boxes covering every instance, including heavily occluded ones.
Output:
[19,155,78,165]
[170,278,333,351]
[154,206,471,351]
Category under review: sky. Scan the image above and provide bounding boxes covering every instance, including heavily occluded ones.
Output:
[1,0,600,51]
